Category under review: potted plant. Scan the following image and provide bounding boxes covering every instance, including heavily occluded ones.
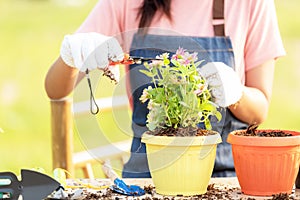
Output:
[140,48,222,196]
[227,124,300,196]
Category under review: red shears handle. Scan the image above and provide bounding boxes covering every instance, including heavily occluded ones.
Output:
[110,53,134,65]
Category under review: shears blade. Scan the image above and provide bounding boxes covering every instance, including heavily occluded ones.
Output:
[110,54,163,65]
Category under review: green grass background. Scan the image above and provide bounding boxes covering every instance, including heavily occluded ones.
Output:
[0,0,299,177]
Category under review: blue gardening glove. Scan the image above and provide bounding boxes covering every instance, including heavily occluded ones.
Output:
[112,178,145,196]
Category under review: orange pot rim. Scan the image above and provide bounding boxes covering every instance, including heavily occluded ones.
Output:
[227,129,300,146]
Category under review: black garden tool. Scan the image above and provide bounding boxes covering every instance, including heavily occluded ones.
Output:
[0,169,60,200]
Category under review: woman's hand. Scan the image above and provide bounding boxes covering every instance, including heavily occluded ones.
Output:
[198,60,275,125]
[60,32,124,81]
[45,32,124,99]
[198,62,244,108]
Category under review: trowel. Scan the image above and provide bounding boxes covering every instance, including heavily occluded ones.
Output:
[0,169,60,200]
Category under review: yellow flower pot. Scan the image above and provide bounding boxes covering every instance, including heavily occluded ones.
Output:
[142,132,221,196]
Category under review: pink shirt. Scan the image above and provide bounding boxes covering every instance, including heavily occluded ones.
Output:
[76,0,285,83]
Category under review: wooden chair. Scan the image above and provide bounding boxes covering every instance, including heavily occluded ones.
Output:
[50,96,131,178]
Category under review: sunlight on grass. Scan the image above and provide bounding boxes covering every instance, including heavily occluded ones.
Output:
[0,0,99,176]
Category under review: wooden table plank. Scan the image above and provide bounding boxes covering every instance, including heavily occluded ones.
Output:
[63,177,300,199]
[120,178,299,199]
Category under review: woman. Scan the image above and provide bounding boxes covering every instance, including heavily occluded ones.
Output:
[45,0,285,178]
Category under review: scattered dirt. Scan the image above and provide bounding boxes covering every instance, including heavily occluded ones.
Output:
[146,126,217,137]
[83,189,113,199]
[143,184,155,195]
[235,124,293,137]
[82,184,296,200]
[82,183,240,199]
[48,183,298,200]
[194,183,237,199]
[246,194,295,200]
[271,193,294,200]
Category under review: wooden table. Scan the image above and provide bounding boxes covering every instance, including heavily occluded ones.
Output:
[65,177,300,199]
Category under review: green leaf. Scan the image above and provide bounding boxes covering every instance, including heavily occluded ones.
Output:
[179,101,189,108]
[164,58,170,65]
[214,110,222,121]
[195,60,205,68]
[139,69,153,77]
[200,102,215,111]
[139,49,221,131]
[147,122,157,131]
[204,120,212,130]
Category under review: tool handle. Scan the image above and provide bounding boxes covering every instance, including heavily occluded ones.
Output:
[0,172,19,186]
[0,172,20,200]
[110,60,134,65]
[101,163,119,181]
[110,53,134,65]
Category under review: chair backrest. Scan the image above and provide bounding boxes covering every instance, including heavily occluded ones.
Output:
[50,95,131,178]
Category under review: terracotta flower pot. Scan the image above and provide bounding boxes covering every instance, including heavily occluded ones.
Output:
[142,132,221,196]
[227,129,300,196]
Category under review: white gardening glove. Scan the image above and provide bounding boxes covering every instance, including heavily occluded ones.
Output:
[60,32,124,82]
[198,62,244,107]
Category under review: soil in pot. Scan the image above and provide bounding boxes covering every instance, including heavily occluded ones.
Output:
[146,126,217,137]
[235,124,293,137]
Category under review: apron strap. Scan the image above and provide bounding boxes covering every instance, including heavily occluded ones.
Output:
[213,0,225,36]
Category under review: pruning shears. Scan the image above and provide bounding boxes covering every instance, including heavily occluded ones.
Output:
[85,53,163,115]
[110,53,163,65]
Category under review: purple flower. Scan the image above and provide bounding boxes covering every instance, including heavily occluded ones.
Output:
[171,48,198,66]
[176,47,186,56]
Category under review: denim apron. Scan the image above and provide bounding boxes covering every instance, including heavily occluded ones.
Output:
[122,0,248,178]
